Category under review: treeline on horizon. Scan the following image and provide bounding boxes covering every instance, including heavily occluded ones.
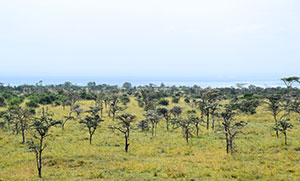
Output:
[0,78,300,109]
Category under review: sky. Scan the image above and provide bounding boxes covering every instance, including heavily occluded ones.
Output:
[0,0,300,84]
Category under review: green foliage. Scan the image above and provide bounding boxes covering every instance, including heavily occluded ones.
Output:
[109,113,136,152]
[26,100,39,108]
[8,96,24,106]
[137,119,150,131]
[172,97,180,103]
[27,108,61,178]
[120,94,130,105]
[170,106,182,117]
[79,106,104,144]
[122,82,132,89]
[274,118,293,145]
[158,99,169,106]
[0,96,6,107]
[231,93,260,115]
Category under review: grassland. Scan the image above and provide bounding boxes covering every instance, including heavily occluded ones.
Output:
[1,97,300,180]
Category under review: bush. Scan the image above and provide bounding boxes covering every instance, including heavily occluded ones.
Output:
[0,97,6,107]
[8,96,24,106]
[184,98,190,103]
[172,97,180,103]
[137,120,149,131]
[158,99,169,106]
[26,100,39,108]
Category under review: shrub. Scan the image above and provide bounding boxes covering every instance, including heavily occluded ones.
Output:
[158,99,169,106]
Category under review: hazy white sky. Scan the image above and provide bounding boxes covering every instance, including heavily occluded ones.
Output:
[0,0,300,81]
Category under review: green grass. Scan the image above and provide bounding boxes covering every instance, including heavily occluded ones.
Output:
[1,98,300,180]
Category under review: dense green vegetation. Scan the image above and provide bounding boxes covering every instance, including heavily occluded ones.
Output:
[1,78,300,180]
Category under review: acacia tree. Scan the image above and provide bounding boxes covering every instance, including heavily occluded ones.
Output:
[156,107,171,131]
[67,89,80,111]
[27,108,61,178]
[72,108,84,119]
[11,107,35,144]
[197,89,220,130]
[120,94,130,105]
[137,89,156,111]
[108,94,123,121]
[79,106,104,144]
[109,113,136,152]
[281,76,300,88]
[173,116,195,144]
[61,111,75,131]
[186,110,202,136]
[95,92,105,116]
[265,94,286,138]
[170,106,182,118]
[145,110,161,137]
[220,105,247,154]
[232,93,260,115]
[210,102,219,130]
[274,118,293,145]
[137,119,150,131]
[0,110,14,130]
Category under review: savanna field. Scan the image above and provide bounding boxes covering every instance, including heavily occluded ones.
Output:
[1,96,300,181]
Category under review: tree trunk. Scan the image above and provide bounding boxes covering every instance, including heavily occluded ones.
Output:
[225,135,229,154]
[185,129,189,144]
[38,152,42,178]
[22,129,25,144]
[274,115,279,138]
[211,115,215,130]
[166,118,169,131]
[89,134,93,145]
[38,137,43,178]
[224,124,229,154]
[15,123,19,135]
[112,112,115,121]
[196,124,199,136]
[62,123,65,131]
[151,123,154,137]
[284,132,287,145]
[206,111,210,130]
[7,121,10,130]
[125,135,129,152]
[229,137,233,154]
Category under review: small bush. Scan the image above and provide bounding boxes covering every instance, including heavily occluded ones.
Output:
[158,99,169,106]
[172,97,179,103]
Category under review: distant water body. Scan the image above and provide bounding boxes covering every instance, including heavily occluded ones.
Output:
[0,76,289,88]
